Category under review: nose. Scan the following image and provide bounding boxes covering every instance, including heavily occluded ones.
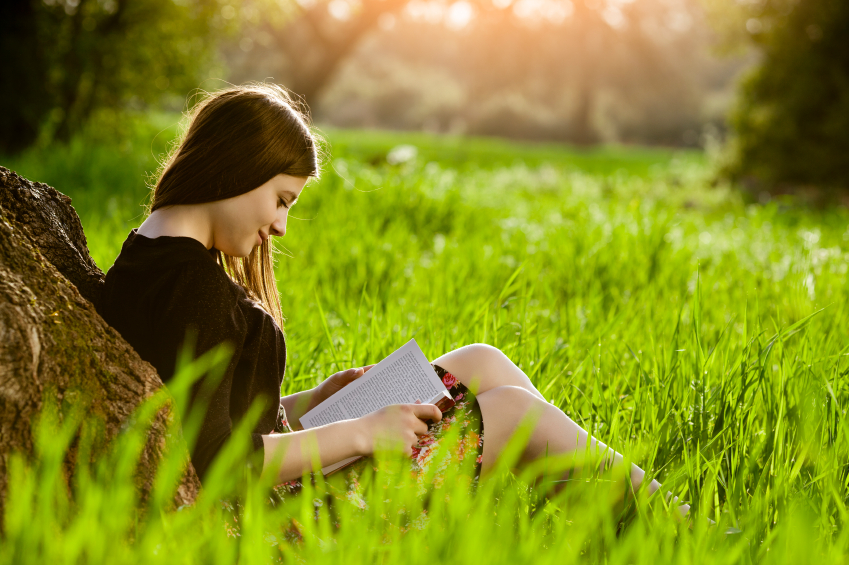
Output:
[269,218,286,237]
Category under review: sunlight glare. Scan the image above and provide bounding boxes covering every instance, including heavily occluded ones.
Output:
[328,0,352,20]
[446,1,475,30]
[601,5,625,29]
[513,0,573,23]
[405,0,446,25]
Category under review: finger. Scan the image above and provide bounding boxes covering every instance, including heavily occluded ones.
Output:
[343,367,364,381]
[361,364,376,374]
[407,430,421,445]
[411,403,442,423]
[412,419,429,435]
[330,368,357,381]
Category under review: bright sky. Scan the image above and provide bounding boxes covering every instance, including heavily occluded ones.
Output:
[322,0,693,35]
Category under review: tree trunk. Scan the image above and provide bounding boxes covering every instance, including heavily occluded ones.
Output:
[0,0,54,154]
[272,0,408,110]
[0,166,200,523]
[568,0,601,145]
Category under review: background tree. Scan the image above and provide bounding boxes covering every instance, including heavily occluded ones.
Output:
[2,0,749,152]
[268,0,410,105]
[1,0,54,154]
[717,0,849,190]
[0,0,237,154]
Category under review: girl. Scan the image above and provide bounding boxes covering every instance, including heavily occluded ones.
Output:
[99,83,687,533]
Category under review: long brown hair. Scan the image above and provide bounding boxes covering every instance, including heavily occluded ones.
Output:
[150,83,322,330]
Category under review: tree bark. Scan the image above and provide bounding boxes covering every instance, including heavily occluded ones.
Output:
[0,167,105,309]
[0,166,200,523]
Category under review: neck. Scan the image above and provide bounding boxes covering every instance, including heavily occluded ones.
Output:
[137,204,214,249]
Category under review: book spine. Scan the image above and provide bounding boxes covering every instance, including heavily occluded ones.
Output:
[434,394,455,413]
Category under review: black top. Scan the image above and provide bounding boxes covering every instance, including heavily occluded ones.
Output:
[99,229,286,483]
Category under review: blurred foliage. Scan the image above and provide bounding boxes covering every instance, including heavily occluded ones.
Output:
[1,0,748,151]
[710,0,849,191]
[226,0,746,146]
[0,0,269,154]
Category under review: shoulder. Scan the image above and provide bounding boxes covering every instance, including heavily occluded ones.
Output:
[105,231,229,288]
[107,235,247,321]
[174,256,239,295]
[166,258,249,323]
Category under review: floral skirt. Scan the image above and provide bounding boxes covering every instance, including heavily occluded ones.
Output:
[222,364,485,542]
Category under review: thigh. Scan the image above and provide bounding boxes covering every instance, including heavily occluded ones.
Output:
[475,385,548,474]
[432,343,546,400]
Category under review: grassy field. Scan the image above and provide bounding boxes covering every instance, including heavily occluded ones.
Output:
[2,113,849,564]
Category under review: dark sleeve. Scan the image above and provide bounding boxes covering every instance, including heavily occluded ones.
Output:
[155,259,264,483]
[229,296,288,443]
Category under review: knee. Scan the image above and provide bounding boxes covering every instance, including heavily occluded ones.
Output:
[432,343,513,389]
[463,343,509,366]
[466,342,503,356]
[438,343,507,366]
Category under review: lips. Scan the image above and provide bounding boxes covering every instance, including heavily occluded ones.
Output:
[257,230,268,245]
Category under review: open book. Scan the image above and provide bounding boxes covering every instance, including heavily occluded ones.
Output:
[299,338,455,476]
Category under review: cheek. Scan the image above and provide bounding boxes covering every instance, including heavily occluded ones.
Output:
[220,208,259,246]
[229,209,256,235]
[257,199,278,225]
[244,201,274,229]
[228,192,276,233]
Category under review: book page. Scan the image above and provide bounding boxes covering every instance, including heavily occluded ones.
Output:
[299,338,447,430]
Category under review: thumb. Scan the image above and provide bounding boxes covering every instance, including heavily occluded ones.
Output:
[412,403,442,423]
[332,367,361,382]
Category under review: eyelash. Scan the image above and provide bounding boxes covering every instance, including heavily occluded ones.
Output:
[278,197,289,209]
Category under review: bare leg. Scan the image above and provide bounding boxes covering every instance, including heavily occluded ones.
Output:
[475,386,688,516]
[432,343,547,401]
[433,344,688,515]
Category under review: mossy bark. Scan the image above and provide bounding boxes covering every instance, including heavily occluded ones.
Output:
[0,166,200,521]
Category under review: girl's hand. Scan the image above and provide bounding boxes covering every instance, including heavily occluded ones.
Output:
[311,365,375,409]
[355,404,442,456]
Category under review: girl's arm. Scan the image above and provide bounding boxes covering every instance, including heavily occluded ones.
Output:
[260,419,362,483]
[261,403,442,484]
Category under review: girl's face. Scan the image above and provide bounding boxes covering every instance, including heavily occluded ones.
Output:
[208,174,308,257]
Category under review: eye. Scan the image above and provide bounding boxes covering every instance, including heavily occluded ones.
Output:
[278,197,289,209]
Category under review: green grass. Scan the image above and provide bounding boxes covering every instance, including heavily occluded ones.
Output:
[3,114,849,564]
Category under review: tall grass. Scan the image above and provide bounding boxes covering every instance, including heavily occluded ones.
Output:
[2,116,849,563]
